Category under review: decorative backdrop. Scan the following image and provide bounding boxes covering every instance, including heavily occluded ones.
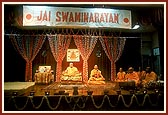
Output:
[9,31,126,82]
[73,35,98,82]
[10,34,46,81]
[99,36,126,80]
[47,34,71,82]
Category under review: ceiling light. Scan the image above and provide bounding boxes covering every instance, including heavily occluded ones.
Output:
[132,24,140,29]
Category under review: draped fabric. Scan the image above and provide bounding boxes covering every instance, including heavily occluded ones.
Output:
[73,35,98,82]
[99,36,126,81]
[10,34,46,81]
[152,8,164,25]
[47,34,71,82]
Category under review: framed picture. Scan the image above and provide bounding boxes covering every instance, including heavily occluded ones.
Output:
[67,49,80,62]
[38,66,51,73]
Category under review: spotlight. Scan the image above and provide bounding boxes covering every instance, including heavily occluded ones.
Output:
[155,89,159,93]
[104,89,109,95]
[87,90,93,96]
[30,91,35,96]
[143,89,147,94]
[129,90,134,94]
[54,93,59,95]
[12,91,18,96]
[45,91,50,96]
[132,22,140,29]
[116,90,121,95]
[132,25,140,29]
[73,87,78,95]
[59,90,65,95]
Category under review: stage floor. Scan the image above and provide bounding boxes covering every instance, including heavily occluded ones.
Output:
[40,82,118,96]
[3,82,164,111]
[4,81,163,96]
[16,81,160,96]
[4,82,35,96]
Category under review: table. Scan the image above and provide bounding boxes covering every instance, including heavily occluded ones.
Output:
[34,72,54,84]
[116,81,135,90]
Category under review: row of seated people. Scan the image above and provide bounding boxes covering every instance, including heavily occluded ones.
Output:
[115,66,158,87]
[61,63,105,84]
[61,63,158,87]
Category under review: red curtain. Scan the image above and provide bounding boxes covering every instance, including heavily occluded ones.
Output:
[10,34,46,81]
[73,35,98,82]
[99,36,126,81]
[47,34,71,82]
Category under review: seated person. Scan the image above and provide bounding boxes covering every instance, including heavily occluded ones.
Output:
[61,63,82,81]
[137,66,146,81]
[115,67,126,81]
[125,67,140,86]
[141,67,158,87]
[88,65,105,84]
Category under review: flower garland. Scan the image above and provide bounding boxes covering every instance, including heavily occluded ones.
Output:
[64,95,87,110]
[47,34,71,82]
[45,96,63,110]
[8,93,162,111]
[12,96,30,110]
[29,96,46,109]
[10,34,46,81]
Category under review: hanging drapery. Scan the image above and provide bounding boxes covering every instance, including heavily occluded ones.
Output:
[99,36,126,81]
[73,35,98,82]
[10,34,46,81]
[47,34,71,82]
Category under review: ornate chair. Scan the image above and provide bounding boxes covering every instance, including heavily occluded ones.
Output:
[34,66,54,84]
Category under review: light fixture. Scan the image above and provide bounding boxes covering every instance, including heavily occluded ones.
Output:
[143,89,147,94]
[59,90,65,95]
[129,90,134,94]
[73,87,78,95]
[12,91,18,96]
[87,90,93,96]
[104,89,109,95]
[116,90,121,95]
[155,89,159,94]
[30,91,35,96]
[132,23,140,29]
[45,91,50,96]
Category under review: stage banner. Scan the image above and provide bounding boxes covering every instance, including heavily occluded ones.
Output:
[23,6,131,29]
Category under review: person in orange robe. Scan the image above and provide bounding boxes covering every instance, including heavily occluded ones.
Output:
[141,67,158,87]
[115,68,126,81]
[137,66,146,81]
[88,65,105,84]
[125,67,140,86]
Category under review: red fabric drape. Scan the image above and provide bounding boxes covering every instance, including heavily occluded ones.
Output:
[10,34,46,81]
[47,34,71,82]
[73,35,98,82]
[99,36,126,81]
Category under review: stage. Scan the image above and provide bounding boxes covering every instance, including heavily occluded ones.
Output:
[3,81,164,111]
[4,82,35,96]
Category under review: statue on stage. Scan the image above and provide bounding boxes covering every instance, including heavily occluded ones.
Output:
[115,67,126,81]
[61,63,82,81]
[88,65,105,84]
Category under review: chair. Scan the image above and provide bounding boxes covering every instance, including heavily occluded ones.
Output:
[34,66,54,84]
